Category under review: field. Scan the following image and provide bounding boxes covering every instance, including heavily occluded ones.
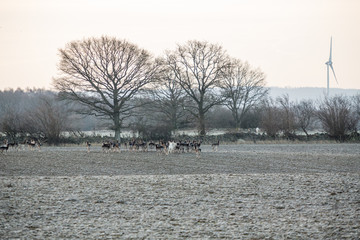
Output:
[1,144,360,239]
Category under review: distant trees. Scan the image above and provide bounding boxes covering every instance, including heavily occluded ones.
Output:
[294,99,316,138]
[238,106,262,129]
[260,98,281,138]
[0,89,25,140]
[353,94,360,120]
[147,66,189,134]
[163,40,229,136]
[257,94,359,141]
[1,88,360,143]
[206,105,234,129]
[220,58,267,129]
[54,38,269,138]
[0,89,72,144]
[2,36,360,143]
[24,95,71,143]
[259,95,316,139]
[316,95,359,141]
[53,36,159,141]
[1,107,23,140]
[276,94,297,139]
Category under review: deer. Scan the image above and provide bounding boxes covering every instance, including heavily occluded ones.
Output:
[86,141,91,153]
[112,141,120,152]
[8,142,18,151]
[155,141,167,155]
[190,140,202,157]
[179,140,190,152]
[102,142,112,152]
[211,140,220,152]
[128,140,136,151]
[0,143,9,153]
[167,141,177,154]
[136,141,148,152]
[27,139,41,151]
[190,140,201,152]
[148,141,156,150]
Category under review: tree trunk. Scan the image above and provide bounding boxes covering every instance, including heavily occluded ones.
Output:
[113,113,121,142]
[114,128,121,142]
[233,110,240,130]
[198,110,206,137]
[172,108,178,132]
[302,127,309,140]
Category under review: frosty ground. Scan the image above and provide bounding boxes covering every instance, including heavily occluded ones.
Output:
[1,144,359,239]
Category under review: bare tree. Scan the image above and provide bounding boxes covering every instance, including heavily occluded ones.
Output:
[207,105,234,129]
[294,99,315,138]
[221,58,267,129]
[317,95,359,141]
[276,94,297,139]
[23,95,71,144]
[0,89,25,140]
[164,40,229,136]
[260,98,281,138]
[148,67,189,134]
[53,36,159,141]
[353,94,360,120]
[239,106,262,129]
[351,94,360,136]
[1,109,23,141]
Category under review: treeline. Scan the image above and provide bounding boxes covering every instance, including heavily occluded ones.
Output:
[0,88,359,144]
[1,37,359,144]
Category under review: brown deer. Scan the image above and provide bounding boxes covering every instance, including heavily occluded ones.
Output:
[211,140,219,152]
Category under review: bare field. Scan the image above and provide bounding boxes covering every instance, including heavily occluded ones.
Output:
[1,144,360,239]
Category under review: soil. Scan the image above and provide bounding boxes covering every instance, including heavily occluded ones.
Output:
[1,143,359,239]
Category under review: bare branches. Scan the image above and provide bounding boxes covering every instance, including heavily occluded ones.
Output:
[53,36,159,140]
[0,90,72,144]
[220,58,267,129]
[163,40,229,135]
[276,94,297,138]
[294,99,315,138]
[147,66,189,132]
[24,95,70,143]
[317,95,359,141]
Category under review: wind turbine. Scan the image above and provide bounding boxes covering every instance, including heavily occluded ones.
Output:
[325,37,338,96]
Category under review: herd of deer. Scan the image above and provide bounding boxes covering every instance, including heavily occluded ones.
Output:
[93,139,220,154]
[0,139,220,154]
[0,139,41,153]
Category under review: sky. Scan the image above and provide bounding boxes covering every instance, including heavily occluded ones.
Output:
[1,0,360,91]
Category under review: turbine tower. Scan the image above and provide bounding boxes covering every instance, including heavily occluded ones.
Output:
[325,37,338,96]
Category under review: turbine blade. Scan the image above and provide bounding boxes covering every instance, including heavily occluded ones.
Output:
[330,64,338,84]
[329,37,332,61]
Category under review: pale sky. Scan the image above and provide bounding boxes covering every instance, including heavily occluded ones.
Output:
[1,0,360,91]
